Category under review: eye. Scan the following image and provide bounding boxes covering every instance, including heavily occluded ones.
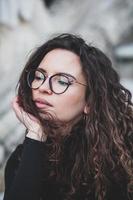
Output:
[57,76,71,86]
[58,80,70,86]
[34,75,42,80]
[34,71,44,81]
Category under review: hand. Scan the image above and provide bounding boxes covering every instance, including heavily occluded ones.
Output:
[12,96,47,141]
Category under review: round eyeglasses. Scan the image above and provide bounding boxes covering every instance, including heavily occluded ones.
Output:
[27,69,87,94]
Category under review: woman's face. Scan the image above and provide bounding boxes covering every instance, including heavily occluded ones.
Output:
[32,48,88,122]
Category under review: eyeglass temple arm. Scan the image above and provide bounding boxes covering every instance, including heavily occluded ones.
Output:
[76,81,87,87]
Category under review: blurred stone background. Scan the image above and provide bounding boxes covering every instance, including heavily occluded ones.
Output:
[0,0,133,198]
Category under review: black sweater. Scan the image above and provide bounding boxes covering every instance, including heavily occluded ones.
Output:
[3,137,130,200]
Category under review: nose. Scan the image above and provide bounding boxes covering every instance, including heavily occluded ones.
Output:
[38,78,52,94]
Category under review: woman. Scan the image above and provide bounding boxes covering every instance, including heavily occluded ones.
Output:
[3,33,133,200]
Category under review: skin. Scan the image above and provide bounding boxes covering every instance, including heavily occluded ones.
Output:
[12,49,88,141]
[32,49,88,121]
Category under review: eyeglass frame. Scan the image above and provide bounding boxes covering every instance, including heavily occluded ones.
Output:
[26,68,87,94]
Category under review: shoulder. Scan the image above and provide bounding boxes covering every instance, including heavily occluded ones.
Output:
[4,143,24,189]
[7,144,23,162]
[5,144,24,175]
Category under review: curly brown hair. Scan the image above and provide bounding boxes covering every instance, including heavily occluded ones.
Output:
[17,33,133,199]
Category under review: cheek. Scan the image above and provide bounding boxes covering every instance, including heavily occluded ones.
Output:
[32,90,35,98]
[56,91,86,119]
[63,87,86,107]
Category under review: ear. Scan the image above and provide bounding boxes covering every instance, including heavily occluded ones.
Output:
[84,104,90,114]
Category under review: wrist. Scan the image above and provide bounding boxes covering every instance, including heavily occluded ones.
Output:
[26,130,47,142]
[26,130,42,141]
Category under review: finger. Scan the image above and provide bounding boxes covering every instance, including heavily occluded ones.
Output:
[12,97,25,122]
[12,97,22,115]
[12,97,40,128]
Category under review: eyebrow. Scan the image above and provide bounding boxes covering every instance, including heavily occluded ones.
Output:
[38,67,76,80]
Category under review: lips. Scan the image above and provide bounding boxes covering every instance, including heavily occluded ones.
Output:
[34,98,53,109]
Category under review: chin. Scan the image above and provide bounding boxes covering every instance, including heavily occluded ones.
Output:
[39,110,58,121]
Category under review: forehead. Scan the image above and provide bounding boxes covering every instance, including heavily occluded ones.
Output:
[38,49,83,77]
